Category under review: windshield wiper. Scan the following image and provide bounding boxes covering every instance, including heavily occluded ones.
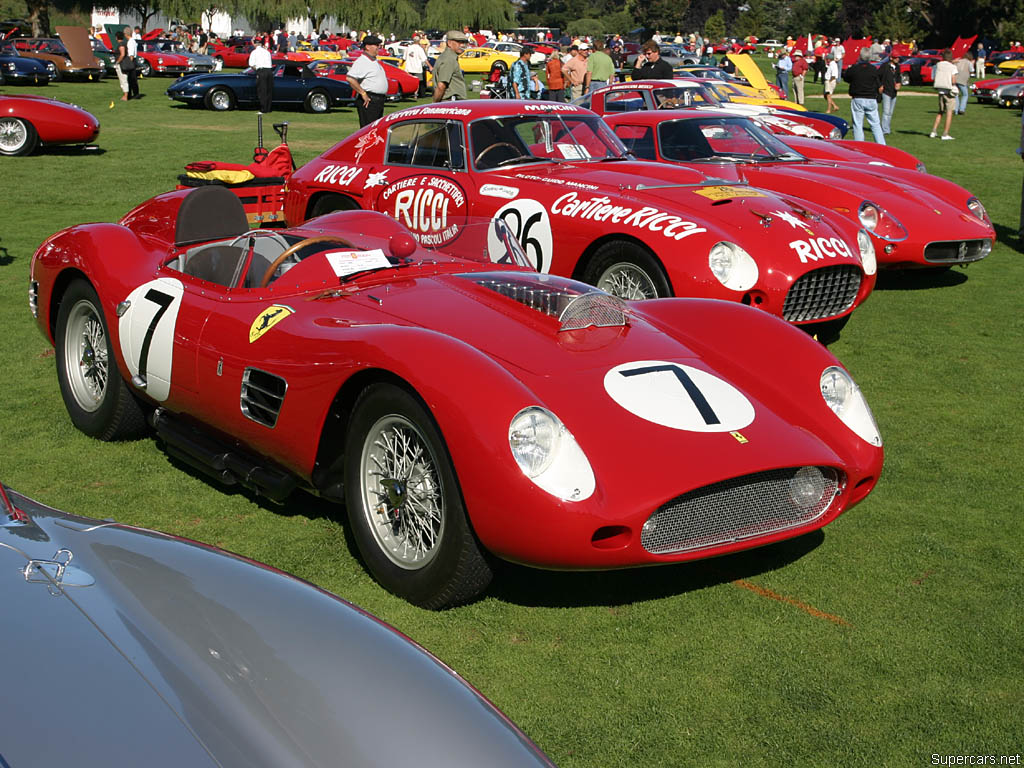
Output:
[496,155,562,167]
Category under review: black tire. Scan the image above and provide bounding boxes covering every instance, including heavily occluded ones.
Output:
[309,194,358,218]
[205,86,235,111]
[55,280,147,441]
[0,117,39,156]
[583,240,672,299]
[490,60,508,74]
[343,383,492,608]
[304,88,330,113]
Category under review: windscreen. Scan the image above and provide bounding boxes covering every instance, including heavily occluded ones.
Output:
[469,114,629,170]
[657,117,806,162]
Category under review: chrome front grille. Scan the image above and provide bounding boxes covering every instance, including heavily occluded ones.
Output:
[923,239,991,264]
[641,467,842,555]
[782,265,862,322]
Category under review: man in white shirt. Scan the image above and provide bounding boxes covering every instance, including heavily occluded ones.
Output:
[248,37,274,113]
[929,49,957,139]
[404,35,431,98]
[347,35,389,126]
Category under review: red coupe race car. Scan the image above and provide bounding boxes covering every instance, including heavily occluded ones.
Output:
[283,101,877,338]
[308,60,402,100]
[603,111,994,269]
[781,136,924,172]
[577,80,844,140]
[0,93,99,156]
[31,187,884,607]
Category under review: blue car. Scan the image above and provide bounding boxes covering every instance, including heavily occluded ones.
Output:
[167,62,355,113]
[0,40,52,85]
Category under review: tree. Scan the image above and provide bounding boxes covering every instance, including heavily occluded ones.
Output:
[625,0,690,36]
[866,0,923,42]
[566,17,603,36]
[423,0,515,31]
[704,9,725,41]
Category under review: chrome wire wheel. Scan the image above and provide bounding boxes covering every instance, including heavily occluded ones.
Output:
[0,118,28,153]
[62,299,108,412]
[210,88,231,110]
[359,414,445,569]
[596,262,659,300]
[308,90,328,112]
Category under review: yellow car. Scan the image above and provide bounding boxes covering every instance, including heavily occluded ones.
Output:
[723,52,806,109]
[996,58,1024,76]
[702,78,807,111]
[458,47,519,74]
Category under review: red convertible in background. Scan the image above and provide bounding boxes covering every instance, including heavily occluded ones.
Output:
[31,187,883,607]
[283,101,878,338]
[0,93,99,156]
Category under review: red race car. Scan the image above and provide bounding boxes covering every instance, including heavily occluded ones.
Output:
[782,136,925,171]
[577,80,845,140]
[970,75,1024,104]
[603,111,994,270]
[31,188,884,607]
[309,60,401,100]
[0,93,99,156]
[135,41,192,76]
[284,101,877,338]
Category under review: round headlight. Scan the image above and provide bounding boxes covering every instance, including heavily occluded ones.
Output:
[820,365,882,446]
[858,202,879,231]
[915,161,927,173]
[509,407,560,477]
[708,241,758,291]
[966,197,989,224]
[857,229,876,275]
[789,466,826,509]
[829,127,841,139]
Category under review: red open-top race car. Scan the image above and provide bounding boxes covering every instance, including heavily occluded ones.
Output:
[31,186,883,607]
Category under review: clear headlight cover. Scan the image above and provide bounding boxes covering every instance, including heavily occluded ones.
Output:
[857,229,877,275]
[828,127,841,139]
[820,366,882,446]
[509,406,594,501]
[966,197,990,224]
[915,160,927,173]
[708,241,758,291]
[858,200,907,243]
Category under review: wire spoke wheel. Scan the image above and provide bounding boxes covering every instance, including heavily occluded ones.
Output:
[360,414,445,569]
[596,262,660,300]
[62,299,109,412]
[0,118,28,153]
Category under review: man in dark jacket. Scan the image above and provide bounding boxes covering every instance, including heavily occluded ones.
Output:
[879,55,900,135]
[631,40,674,80]
[843,47,885,144]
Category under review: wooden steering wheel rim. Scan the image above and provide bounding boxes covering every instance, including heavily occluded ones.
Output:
[260,235,355,288]
[474,141,520,167]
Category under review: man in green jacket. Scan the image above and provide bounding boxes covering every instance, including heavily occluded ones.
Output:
[584,39,615,93]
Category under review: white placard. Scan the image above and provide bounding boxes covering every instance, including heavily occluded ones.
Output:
[325,248,392,278]
[556,143,591,160]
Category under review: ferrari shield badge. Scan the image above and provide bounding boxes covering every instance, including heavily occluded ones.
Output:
[249,305,293,343]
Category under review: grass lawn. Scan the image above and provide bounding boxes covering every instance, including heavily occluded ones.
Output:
[1,71,1022,766]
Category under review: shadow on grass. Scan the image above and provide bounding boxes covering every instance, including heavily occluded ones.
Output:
[486,531,825,608]
[874,267,967,290]
[0,240,11,267]
[994,222,1023,251]
[159,447,824,609]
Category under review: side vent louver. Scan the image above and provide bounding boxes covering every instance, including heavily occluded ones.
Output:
[241,368,287,428]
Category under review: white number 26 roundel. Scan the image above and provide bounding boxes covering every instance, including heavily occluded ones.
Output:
[604,361,755,432]
[118,278,184,403]
[488,199,553,273]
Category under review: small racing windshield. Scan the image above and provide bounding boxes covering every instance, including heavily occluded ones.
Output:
[657,117,807,162]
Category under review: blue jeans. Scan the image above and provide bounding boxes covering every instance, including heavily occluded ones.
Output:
[776,71,789,99]
[850,97,886,144]
[956,83,968,113]
[880,93,897,134]
[588,79,608,93]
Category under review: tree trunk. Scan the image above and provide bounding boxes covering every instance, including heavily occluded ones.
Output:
[25,0,51,37]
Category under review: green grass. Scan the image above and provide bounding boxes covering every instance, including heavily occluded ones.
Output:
[2,73,1023,766]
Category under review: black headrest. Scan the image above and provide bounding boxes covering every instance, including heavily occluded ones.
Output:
[174,185,249,247]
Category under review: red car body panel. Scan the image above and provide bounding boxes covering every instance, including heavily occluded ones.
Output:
[31,195,883,571]
[283,100,876,328]
[0,93,99,145]
[783,136,922,170]
[603,110,994,269]
[309,60,401,98]
[136,44,191,75]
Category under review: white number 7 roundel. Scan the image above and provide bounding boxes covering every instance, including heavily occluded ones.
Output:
[117,278,184,402]
[604,361,755,432]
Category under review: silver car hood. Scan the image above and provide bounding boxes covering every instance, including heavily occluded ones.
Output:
[0,485,554,768]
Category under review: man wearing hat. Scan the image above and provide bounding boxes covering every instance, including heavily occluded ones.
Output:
[791,50,808,105]
[432,31,469,102]
[347,35,388,126]
[405,34,432,98]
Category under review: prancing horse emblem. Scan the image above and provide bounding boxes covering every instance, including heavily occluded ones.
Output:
[249,305,294,343]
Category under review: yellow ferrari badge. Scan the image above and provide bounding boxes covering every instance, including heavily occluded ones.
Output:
[694,186,768,201]
[249,305,294,343]
[730,431,749,444]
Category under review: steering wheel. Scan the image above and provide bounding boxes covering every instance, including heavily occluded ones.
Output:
[474,142,521,167]
[260,235,355,288]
